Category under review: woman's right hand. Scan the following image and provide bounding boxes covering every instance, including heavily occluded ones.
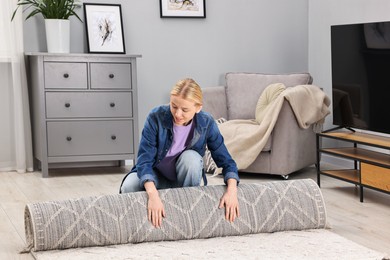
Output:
[144,181,165,228]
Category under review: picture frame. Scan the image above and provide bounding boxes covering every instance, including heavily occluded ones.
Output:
[83,3,126,54]
[160,0,206,18]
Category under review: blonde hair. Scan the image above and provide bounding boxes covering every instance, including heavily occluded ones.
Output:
[170,78,203,106]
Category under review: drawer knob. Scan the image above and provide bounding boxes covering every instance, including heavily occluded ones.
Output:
[63,73,69,78]
[111,135,117,140]
[110,102,115,107]
[65,103,70,108]
[109,74,115,79]
[66,136,72,141]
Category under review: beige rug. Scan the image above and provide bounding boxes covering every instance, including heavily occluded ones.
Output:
[32,229,387,260]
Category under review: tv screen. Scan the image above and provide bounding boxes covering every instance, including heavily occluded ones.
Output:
[331,21,390,134]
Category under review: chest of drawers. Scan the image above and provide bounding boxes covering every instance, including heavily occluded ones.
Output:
[26,53,141,177]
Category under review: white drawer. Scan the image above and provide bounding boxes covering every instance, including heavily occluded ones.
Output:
[47,120,134,156]
[90,63,131,89]
[46,92,133,118]
[44,62,87,89]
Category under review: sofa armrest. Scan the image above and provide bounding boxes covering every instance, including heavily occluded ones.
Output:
[270,100,317,173]
[202,86,229,120]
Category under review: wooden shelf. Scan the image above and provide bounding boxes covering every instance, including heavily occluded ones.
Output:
[321,169,359,183]
[317,131,390,202]
[319,131,390,149]
[321,147,390,167]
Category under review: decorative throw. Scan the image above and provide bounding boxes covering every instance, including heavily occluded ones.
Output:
[255,83,286,123]
[204,117,227,174]
[23,179,327,252]
[217,84,330,171]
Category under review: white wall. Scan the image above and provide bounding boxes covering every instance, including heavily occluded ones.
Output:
[22,0,309,128]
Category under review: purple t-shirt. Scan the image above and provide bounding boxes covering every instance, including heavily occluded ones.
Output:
[155,120,194,181]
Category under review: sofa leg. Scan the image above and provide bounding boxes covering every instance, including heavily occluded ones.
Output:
[281,174,289,180]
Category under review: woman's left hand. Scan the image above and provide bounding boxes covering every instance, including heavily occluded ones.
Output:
[219,178,240,222]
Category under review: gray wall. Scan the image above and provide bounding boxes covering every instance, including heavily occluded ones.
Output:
[308,0,390,166]
[0,64,14,168]
[309,0,390,133]
[23,0,309,130]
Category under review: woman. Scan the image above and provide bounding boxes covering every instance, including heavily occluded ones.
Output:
[120,78,239,228]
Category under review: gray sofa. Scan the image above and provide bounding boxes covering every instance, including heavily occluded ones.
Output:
[202,72,317,178]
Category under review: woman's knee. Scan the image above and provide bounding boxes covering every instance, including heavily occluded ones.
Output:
[176,150,203,187]
[120,172,142,193]
[177,150,203,172]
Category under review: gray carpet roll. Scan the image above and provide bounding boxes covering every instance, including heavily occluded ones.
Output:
[24,179,327,252]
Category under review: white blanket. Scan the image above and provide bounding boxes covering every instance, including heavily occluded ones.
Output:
[218,84,330,171]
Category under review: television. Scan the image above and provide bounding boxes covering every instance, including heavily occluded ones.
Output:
[331,21,390,135]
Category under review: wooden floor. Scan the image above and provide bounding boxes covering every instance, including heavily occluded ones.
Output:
[1,164,389,259]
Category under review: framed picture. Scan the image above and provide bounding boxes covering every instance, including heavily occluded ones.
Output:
[84,3,126,54]
[160,0,206,18]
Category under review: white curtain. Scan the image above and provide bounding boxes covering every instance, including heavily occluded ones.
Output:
[0,0,33,173]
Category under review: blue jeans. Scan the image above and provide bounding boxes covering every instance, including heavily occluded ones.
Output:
[120,150,204,193]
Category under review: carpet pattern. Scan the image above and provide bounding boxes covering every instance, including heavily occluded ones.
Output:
[24,179,327,252]
[32,229,388,260]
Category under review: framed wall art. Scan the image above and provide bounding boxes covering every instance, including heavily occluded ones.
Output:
[160,0,206,18]
[84,3,126,54]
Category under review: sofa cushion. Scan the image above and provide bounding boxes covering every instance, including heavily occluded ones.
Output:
[201,86,228,120]
[225,73,312,120]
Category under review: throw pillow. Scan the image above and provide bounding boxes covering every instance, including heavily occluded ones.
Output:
[255,83,286,123]
[204,117,227,174]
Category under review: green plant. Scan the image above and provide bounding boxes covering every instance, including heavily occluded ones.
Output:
[11,0,82,21]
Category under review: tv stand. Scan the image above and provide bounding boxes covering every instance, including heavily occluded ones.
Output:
[323,126,355,133]
[316,130,390,202]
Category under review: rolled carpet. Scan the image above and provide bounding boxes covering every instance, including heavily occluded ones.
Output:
[24,179,327,252]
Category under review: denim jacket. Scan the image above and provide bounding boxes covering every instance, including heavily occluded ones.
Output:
[130,105,239,188]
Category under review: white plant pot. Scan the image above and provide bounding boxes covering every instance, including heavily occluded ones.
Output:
[45,19,70,53]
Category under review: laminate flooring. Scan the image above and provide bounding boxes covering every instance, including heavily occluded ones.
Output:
[1,164,389,259]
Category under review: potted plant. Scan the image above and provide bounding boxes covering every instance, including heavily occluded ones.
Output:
[12,0,82,53]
